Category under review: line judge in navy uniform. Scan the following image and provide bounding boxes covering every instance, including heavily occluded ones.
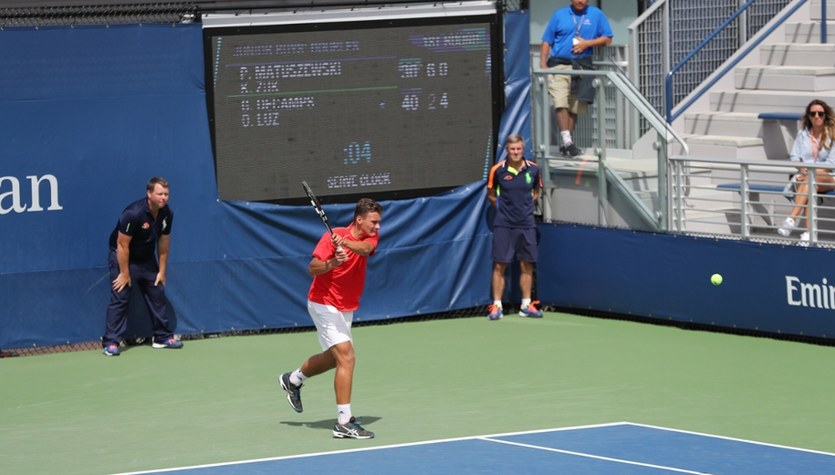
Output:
[486,134,544,321]
[102,177,182,356]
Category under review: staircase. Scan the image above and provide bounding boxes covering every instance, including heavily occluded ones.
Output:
[668,1,835,236]
[682,2,835,162]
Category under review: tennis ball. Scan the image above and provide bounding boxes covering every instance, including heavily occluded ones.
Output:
[710,273,723,286]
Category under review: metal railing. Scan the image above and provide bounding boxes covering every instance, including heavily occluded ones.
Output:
[531,0,834,247]
[628,0,794,134]
[529,45,628,152]
[665,0,819,123]
[669,155,835,246]
[531,64,688,230]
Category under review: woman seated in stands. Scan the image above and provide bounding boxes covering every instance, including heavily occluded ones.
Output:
[777,99,835,243]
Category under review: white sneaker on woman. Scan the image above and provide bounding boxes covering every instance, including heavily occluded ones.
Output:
[778,217,795,237]
[800,231,811,247]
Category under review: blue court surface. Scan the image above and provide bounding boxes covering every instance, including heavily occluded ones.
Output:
[117,422,835,474]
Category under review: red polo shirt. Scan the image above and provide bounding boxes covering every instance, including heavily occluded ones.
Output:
[307,224,378,311]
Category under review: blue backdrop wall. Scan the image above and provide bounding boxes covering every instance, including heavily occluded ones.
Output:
[537,224,835,340]
[0,22,495,349]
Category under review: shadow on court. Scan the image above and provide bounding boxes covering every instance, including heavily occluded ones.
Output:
[280,416,382,432]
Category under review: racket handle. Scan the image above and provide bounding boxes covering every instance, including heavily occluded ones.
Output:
[330,231,342,252]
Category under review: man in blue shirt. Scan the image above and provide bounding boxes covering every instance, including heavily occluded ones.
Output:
[486,134,543,320]
[540,0,613,157]
[102,177,182,356]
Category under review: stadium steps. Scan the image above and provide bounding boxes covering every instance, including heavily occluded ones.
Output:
[784,21,835,43]
[735,65,835,91]
[758,42,835,66]
[673,1,835,235]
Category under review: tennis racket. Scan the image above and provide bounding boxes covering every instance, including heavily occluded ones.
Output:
[301,181,342,251]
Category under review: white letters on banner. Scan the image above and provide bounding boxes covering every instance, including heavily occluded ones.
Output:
[786,275,835,310]
[0,174,63,214]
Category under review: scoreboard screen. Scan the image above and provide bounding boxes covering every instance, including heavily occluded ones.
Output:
[204,10,501,203]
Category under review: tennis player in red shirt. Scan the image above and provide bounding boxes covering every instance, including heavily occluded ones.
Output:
[280,198,383,439]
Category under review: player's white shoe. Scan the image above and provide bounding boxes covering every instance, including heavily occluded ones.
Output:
[333,417,374,439]
[279,372,303,413]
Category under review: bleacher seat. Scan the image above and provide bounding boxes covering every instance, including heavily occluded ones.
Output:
[758,112,802,122]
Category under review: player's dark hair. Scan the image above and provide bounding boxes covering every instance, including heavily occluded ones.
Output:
[355,198,383,218]
[147,176,169,192]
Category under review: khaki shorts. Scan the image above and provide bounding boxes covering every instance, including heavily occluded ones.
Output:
[546,64,587,115]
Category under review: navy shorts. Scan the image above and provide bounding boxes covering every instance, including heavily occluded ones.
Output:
[492,226,538,264]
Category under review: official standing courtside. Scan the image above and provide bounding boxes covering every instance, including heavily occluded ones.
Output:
[486,134,544,320]
[102,176,182,356]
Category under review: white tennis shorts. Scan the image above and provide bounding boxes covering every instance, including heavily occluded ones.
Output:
[307,300,354,351]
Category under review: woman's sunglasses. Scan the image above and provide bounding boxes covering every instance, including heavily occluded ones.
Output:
[809,111,826,117]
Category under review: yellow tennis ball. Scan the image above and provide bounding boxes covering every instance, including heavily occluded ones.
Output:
[711,273,723,286]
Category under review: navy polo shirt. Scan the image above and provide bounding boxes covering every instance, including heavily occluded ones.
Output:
[108,197,174,262]
[487,159,542,228]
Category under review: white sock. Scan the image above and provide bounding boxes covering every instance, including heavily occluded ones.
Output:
[290,369,306,386]
[521,298,531,308]
[561,130,573,145]
[337,404,352,424]
[493,300,502,308]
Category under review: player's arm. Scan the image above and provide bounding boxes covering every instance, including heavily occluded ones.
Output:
[308,247,348,276]
[486,162,501,208]
[533,166,543,202]
[156,234,170,286]
[332,234,375,256]
[539,42,552,69]
[573,35,612,54]
[113,232,132,292]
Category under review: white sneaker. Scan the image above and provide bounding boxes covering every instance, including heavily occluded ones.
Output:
[800,231,811,247]
[777,217,795,237]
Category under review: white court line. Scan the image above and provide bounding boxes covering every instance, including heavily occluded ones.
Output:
[623,422,835,458]
[480,437,710,474]
[114,421,835,475]
[111,421,629,474]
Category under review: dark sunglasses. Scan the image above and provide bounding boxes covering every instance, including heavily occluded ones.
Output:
[810,111,826,117]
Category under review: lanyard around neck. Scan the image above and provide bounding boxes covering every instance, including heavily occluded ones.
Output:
[572,13,585,37]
